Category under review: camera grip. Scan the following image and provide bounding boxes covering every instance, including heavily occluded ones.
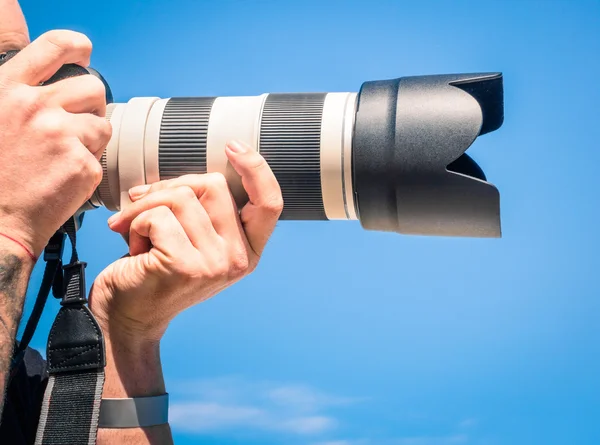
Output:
[0,49,112,103]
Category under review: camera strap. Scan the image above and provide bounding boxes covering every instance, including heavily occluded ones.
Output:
[10,233,65,376]
[27,217,106,445]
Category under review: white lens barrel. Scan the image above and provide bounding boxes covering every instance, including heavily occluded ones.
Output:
[205,95,268,209]
[95,92,359,221]
[321,92,357,220]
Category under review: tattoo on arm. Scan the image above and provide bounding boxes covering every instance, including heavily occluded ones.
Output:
[0,249,32,422]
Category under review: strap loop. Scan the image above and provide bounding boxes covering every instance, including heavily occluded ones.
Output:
[61,261,88,306]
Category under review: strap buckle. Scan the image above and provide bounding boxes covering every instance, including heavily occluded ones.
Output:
[43,231,66,262]
[61,261,88,306]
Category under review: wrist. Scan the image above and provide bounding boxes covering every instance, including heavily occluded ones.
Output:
[89,279,170,343]
[102,330,165,398]
[0,231,37,263]
[0,216,45,259]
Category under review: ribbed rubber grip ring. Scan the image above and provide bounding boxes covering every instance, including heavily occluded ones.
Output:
[95,105,116,208]
[259,93,327,220]
[159,97,216,179]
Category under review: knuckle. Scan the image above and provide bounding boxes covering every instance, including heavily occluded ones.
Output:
[154,205,173,220]
[248,154,268,172]
[70,146,89,173]
[173,260,193,279]
[8,85,42,115]
[35,110,67,139]
[262,195,284,217]
[85,75,107,102]
[26,90,46,114]
[206,172,228,192]
[82,159,102,200]
[129,214,144,232]
[174,185,197,202]
[96,118,112,143]
[42,30,92,56]
[41,31,71,56]
[145,183,159,196]
[176,252,205,276]
[90,159,103,185]
[70,145,98,177]
[103,119,113,140]
[146,205,178,232]
[229,251,250,277]
[210,256,230,279]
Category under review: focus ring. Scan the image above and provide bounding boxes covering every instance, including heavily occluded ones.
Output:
[95,105,116,208]
[159,97,216,179]
[259,93,327,220]
[97,152,111,205]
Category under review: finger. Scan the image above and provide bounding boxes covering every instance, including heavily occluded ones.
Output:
[109,186,218,250]
[42,74,107,116]
[0,29,92,85]
[225,140,283,256]
[129,173,244,241]
[128,226,152,257]
[0,0,29,52]
[129,206,199,260]
[69,113,112,159]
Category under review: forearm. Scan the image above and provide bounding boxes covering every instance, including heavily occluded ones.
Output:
[97,331,174,445]
[0,240,33,421]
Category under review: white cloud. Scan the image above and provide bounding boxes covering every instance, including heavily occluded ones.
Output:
[168,377,355,436]
[458,418,478,428]
[266,385,357,413]
[169,377,473,445]
[309,435,470,445]
[170,402,266,431]
[309,441,357,445]
[309,440,369,445]
[280,416,337,434]
[390,434,469,445]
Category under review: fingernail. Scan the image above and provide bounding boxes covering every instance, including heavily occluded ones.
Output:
[107,211,121,226]
[129,184,151,199]
[227,140,248,154]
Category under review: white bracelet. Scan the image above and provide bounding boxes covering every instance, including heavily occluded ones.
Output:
[98,393,169,428]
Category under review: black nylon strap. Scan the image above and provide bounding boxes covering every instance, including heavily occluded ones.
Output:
[13,233,66,355]
[36,372,105,445]
[10,233,66,385]
[10,261,57,374]
[34,217,106,445]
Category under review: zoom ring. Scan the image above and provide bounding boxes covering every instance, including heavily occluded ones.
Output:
[159,97,216,179]
[259,93,327,220]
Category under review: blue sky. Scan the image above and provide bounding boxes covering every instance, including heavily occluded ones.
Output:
[18,0,600,444]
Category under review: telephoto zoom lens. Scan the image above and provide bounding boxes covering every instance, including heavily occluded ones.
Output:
[89,73,504,238]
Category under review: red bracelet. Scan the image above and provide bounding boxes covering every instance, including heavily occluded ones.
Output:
[0,232,37,262]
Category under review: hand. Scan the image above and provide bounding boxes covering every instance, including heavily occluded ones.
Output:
[0,29,111,258]
[89,140,283,341]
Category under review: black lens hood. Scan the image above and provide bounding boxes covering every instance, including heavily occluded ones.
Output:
[352,72,504,238]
